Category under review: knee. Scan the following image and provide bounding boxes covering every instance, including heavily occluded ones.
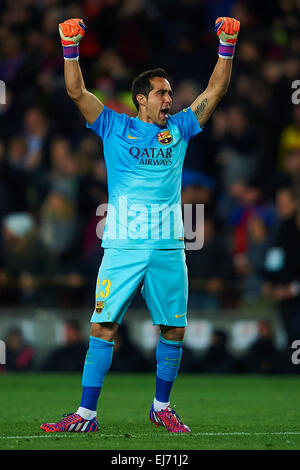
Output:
[160,325,185,342]
[90,322,119,342]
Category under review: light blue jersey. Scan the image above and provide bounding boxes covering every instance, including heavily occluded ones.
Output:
[87,106,202,248]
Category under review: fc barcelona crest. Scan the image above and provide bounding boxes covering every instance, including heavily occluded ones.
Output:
[96,301,104,313]
[157,130,173,145]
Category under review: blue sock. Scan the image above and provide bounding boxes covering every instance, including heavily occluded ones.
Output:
[155,336,183,405]
[80,336,114,412]
[80,386,101,411]
[155,376,173,403]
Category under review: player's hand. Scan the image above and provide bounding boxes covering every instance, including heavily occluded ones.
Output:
[59,18,86,47]
[215,17,240,45]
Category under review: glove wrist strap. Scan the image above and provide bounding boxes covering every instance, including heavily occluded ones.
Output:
[63,45,79,60]
[218,42,235,59]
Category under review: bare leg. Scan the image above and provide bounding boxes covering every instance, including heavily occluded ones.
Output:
[90,322,119,342]
[160,325,185,342]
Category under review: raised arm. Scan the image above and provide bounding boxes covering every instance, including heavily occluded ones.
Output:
[59,18,103,125]
[191,17,240,127]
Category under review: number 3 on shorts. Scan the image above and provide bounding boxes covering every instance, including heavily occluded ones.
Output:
[97,279,111,299]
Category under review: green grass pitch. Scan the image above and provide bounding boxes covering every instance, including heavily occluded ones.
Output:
[1,373,300,450]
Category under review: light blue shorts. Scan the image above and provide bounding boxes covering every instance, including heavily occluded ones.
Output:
[90,248,188,327]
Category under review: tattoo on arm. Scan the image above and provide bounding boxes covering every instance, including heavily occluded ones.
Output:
[194,98,208,119]
[193,98,208,120]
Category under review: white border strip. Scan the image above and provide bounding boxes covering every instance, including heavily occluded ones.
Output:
[1,431,300,440]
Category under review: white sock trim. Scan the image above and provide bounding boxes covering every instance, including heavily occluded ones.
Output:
[153,398,170,412]
[76,406,97,420]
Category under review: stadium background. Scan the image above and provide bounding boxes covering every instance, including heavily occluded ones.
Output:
[0,0,300,376]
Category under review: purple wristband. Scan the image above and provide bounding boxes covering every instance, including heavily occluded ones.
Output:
[218,43,235,58]
[63,45,79,60]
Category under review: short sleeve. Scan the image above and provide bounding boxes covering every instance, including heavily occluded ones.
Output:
[86,106,127,141]
[170,107,203,142]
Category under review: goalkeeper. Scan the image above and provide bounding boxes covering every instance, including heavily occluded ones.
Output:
[41,16,240,434]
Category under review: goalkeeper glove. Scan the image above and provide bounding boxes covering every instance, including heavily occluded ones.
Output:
[58,18,86,60]
[215,17,240,59]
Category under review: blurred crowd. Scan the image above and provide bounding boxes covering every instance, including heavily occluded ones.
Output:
[1,0,300,353]
[1,319,295,374]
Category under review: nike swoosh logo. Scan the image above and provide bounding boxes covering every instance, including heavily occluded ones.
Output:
[175,314,185,319]
[128,134,140,139]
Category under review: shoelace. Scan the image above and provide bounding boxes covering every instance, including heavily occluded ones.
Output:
[61,413,81,423]
[159,408,184,426]
[170,409,184,424]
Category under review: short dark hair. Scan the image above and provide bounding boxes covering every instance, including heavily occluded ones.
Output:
[131,68,168,110]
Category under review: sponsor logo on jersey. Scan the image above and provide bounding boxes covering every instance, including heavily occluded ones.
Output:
[129,146,173,165]
[157,130,173,145]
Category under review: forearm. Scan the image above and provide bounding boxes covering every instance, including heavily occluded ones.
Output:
[64,59,86,101]
[191,58,232,125]
[208,16,238,96]
[191,17,239,126]
[206,57,232,97]
[59,18,103,124]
